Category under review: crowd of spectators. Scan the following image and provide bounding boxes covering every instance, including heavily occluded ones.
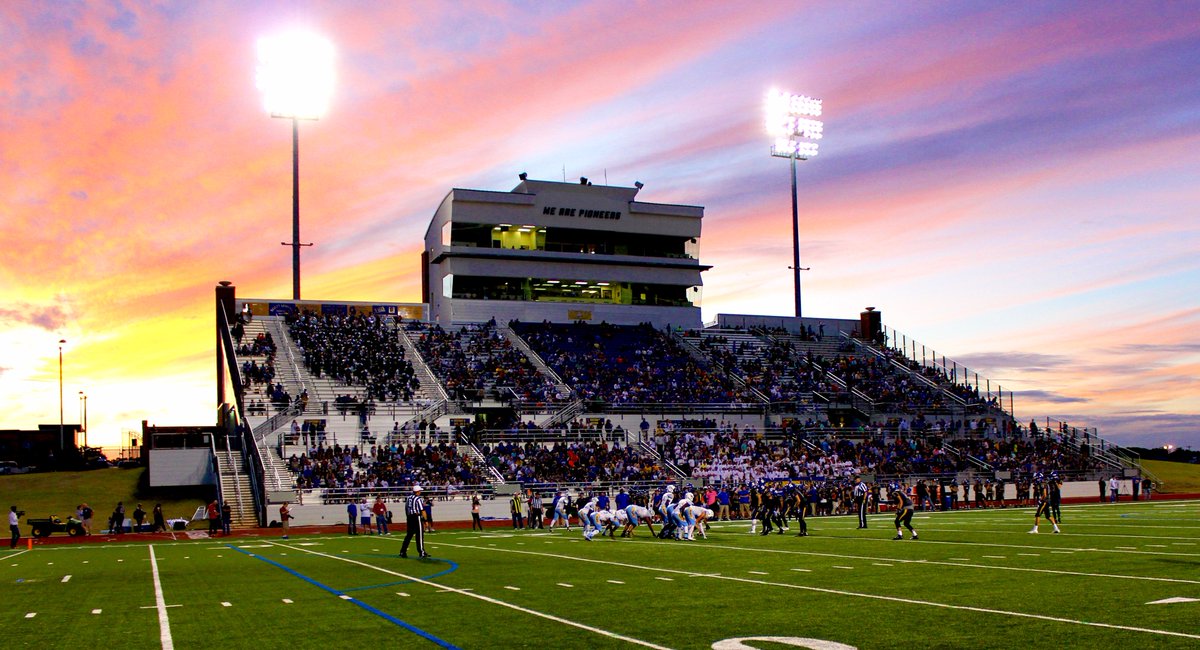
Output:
[286,441,490,493]
[481,440,665,484]
[651,418,1096,486]
[286,311,420,402]
[951,436,1102,474]
[408,319,562,403]
[512,321,755,404]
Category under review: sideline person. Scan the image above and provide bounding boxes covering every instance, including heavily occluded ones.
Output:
[9,506,22,549]
[152,503,166,533]
[471,495,483,531]
[280,501,292,539]
[80,503,94,535]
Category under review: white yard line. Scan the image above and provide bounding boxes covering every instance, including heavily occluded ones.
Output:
[148,545,174,650]
[619,539,1200,585]
[267,541,670,650]
[435,540,1200,641]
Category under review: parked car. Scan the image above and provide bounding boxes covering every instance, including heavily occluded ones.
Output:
[0,461,32,475]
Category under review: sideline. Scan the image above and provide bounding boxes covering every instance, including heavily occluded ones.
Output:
[270,540,671,650]
[431,540,1200,642]
[147,545,174,650]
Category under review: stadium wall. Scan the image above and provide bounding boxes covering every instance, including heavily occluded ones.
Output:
[448,299,701,330]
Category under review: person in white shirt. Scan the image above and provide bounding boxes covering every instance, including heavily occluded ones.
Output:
[9,506,22,549]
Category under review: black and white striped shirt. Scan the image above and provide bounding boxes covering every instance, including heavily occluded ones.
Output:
[853,482,869,500]
[405,493,425,516]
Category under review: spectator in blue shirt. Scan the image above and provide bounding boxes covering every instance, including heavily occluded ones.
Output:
[717,488,731,520]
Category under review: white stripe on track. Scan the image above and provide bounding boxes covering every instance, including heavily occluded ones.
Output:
[148,545,174,650]
[267,542,669,649]
[434,541,1200,641]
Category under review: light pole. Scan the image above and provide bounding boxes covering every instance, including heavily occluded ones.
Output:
[256,30,336,300]
[79,391,88,448]
[58,339,66,457]
[766,89,823,318]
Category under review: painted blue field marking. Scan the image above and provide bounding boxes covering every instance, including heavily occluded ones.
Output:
[227,545,460,649]
[343,560,459,592]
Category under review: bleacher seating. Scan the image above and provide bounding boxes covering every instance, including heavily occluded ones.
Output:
[511,321,757,404]
[286,311,419,403]
[406,319,561,403]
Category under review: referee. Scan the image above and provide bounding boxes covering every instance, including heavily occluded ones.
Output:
[399,485,430,559]
[853,476,869,529]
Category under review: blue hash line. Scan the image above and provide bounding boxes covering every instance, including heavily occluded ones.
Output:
[343,560,458,592]
[227,545,460,649]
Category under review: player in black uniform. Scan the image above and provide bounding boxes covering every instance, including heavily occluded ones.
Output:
[793,483,809,537]
[758,484,776,535]
[748,484,763,534]
[890,482,918,540]
[1048,471,1063,522]
[1029,473,1061,534]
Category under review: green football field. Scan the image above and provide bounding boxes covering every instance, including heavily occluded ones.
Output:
[4,500,1199,649]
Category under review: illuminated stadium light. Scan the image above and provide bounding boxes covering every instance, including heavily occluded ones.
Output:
[771,139,820,159]
[257,29,336,301]
[256,31,336,120]
[765,87,824,318]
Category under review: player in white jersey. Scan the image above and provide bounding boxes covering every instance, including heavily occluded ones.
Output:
[622,504,657,537]
[548,493,572,531]
[657,485,676,518]
[578,496,600,541]
[682,506,713,540]
[595,509,619,538]
[672,491,695,540]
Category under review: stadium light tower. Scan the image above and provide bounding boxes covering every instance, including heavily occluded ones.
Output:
[256,30,336,300]
[766,88,822,319]
[58,339,66,456]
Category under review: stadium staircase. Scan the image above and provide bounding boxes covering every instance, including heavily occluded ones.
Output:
[673,329,771,403]
[638,440,688,479]
[1045,418,1161,487]
[266,316,366,411]
[499,323,574,399]
[456,434,505,486]
[942,440,991,471]
[215,444,259,529]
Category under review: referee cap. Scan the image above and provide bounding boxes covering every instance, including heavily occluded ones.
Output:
[412,485,423,492]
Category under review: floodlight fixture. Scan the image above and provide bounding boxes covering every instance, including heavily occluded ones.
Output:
[257,29,335,300]
[256,31,336,120]
[765,87,824,319]
[519,172,528,180]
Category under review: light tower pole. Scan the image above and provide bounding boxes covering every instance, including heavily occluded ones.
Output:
[256,30,336,300]
[58,339,66,456]
[766,89,823,319]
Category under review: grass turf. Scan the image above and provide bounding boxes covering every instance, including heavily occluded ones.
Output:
[0,467,208,528]
[4,500,1199,649]
[1141,459,1200,494]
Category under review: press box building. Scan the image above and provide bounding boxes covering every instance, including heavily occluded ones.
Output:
[423,178,709,329]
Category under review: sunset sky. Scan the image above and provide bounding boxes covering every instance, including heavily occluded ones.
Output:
[2,1,1197,450]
